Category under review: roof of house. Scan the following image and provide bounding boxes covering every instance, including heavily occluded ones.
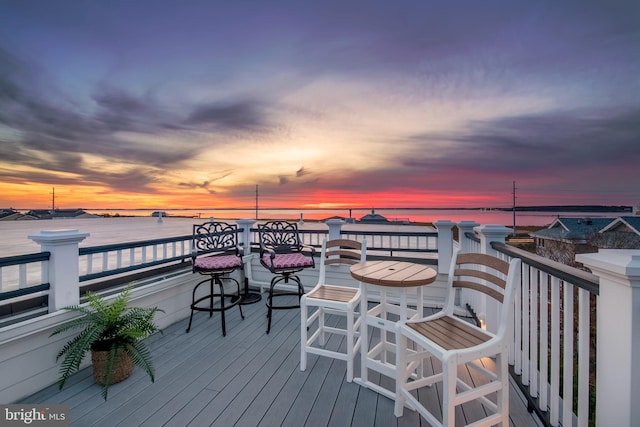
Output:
[0,209,17,219]
[530,217,617,243]
[0,210,23,221]
[26,209,99,219]
[358,209,389,223]
[600,216,640,236]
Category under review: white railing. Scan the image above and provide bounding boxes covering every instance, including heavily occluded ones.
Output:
[0,253,50,293]
[339,229,437,255]
[460,224,598,426]
[79,236,192,283]
[0,220,444,315]
[0,253,50,314]
[455,225,640,427]
[493,242,597,427]
[244,219,441,261]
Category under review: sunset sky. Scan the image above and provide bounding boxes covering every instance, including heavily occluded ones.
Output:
[1,1,639,210]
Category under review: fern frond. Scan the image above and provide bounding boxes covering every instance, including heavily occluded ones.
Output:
[85,291,110,315]
[104,287,131,322]
[49,305,103,337]
[118,307,164,339]
[126,340,155,382]
[56,325,106,390]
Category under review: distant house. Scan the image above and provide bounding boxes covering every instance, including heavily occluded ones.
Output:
[597,216,640,248]
[530,216,640,267]
[358,209,389,224]
[0,209,38,221]
[0,209,20,220]
[530,217,615,266]
[16,213,39,220]
[0,208,15,218]
[25,209,99,219]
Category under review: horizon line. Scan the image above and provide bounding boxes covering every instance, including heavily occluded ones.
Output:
[6,204,633,212]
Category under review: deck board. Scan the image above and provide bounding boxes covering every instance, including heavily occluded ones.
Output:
[22,294,541,427]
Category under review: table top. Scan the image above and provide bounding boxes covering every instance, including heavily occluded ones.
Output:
[350,260,437,288]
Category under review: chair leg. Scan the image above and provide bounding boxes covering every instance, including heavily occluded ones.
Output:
[186,309,195,333]
[266,306,272,333]
[186,278,205,333]
[442,358,457,427]
[394,331,408,417]
[318,308,326,346]
[209,278,214,318]
[266,276,278,334]
[498,352,509,426]
[232,278,245,320]
[346,307,354,382]
[300,299,308,372]
[215,277,227,337]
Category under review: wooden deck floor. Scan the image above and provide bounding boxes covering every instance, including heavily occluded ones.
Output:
[23,295,541,427]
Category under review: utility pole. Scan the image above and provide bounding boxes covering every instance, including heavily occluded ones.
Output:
[512,181,516,236]
[51,187,55,215]
[255,184,259,220]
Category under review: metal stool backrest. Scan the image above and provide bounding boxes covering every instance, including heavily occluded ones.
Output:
[192,221,240,264]
[257,221,304,254]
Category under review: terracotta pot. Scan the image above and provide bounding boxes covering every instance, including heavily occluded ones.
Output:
[91,349,134,385]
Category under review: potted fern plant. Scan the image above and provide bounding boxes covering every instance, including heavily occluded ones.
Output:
[50,285,163,400]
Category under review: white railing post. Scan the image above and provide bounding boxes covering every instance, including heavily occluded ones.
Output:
[577,249,640,427]
[237,218,259,290]
[28,229,89,312]
[474,224,512,332]
[236,219,256,256]
[457,220,480,253]
[325,218,344,241]
[434,220,455,274]
[474,224,512,257]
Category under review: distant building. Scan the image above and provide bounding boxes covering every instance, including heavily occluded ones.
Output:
[0,209,20,220]
[358,209,389,224]
[596,216,640,249]
[25,209,99,219]
[530,216,640,267]
[16,214,39,220]
[0,208,38,220]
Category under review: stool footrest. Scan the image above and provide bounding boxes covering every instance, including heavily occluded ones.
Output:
[191,294,241,312]
[266,291,303,309]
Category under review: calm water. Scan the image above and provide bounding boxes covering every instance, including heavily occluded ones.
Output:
[88,207,621,226]
[0,209,625,257]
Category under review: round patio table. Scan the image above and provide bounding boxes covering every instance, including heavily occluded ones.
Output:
[350,260,437,402]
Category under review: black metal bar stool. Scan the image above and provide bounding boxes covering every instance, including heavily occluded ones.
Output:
[258,221,315,334]
[186,221,244,336]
